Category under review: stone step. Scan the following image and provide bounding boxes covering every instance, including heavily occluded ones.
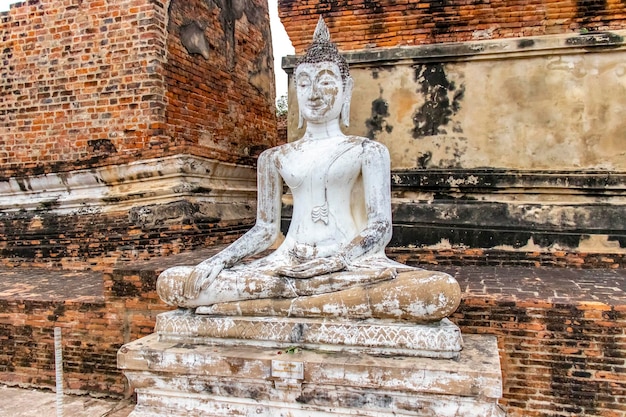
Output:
[118,332,505,417]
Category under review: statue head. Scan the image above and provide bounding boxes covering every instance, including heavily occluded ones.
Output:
[295,17,354,128]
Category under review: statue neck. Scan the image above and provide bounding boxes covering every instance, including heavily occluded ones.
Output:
[303,119,345,140]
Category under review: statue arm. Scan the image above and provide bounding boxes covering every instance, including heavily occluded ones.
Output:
[212,148,283,265]
[341,140,393,262]
[184,149,283,296]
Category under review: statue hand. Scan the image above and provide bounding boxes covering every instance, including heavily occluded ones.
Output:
[277,256,346,278]
[183,259,226,299]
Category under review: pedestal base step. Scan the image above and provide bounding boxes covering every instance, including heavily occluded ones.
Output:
[119,328,505,417]
[156,309,463,358]
[128,388,504,417]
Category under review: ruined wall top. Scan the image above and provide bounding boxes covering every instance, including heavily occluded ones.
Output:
[279,0,626,52]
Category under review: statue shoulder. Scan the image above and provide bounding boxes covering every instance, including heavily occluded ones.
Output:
[258,145,284,165]
[347,136,390,160]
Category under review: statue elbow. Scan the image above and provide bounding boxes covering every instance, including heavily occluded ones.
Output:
[368,219,392,247]
[254,222,280,245]
[377,219,392,237]
[382,223,393,245]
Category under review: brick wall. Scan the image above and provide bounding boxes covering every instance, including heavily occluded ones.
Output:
[0,278,170,394]
[0,0,276,179]
[445,266,626,417]
[165,0,278,160]
[0,203,252,270]
[1,0,168,177]
[0,0,276,267]
[278,0,626,52]
[0,298,126,394]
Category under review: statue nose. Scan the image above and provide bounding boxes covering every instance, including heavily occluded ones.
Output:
[309,84,322,99]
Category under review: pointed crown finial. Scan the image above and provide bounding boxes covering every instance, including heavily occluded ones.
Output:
[313,16,331,44]
[296,16,350,83]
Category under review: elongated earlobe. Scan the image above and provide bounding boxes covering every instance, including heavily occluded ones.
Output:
[298,109,304,129]
[341,101,350,127]
[340,77,354,127]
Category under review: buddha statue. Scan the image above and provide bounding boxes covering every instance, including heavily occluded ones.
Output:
[157,18,461,322]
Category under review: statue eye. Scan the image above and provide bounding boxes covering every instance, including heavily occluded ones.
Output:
[318,77,337,88]
[297,78,311,89]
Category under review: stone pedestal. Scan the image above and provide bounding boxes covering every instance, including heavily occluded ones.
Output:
[118,311,505,416]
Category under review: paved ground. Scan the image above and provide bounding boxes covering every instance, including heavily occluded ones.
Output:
[0,268,104,302]
[1,244,625,306]
[0,385,134,417]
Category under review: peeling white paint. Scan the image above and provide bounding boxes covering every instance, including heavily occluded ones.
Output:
[0,155,257,216]
[446,175,479,187]
[578,234,626,254]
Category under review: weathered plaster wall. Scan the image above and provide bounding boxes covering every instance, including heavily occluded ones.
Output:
[283,31,626,261]
[286,32,626,171]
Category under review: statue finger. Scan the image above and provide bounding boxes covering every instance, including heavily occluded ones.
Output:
[199,264,223,291]
[293,265,328,278]
[183,272,195,296]
[184,277,197,298]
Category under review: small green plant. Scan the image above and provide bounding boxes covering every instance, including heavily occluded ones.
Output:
[276,94,288,117]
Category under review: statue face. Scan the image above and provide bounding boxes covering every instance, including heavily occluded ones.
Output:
[295,62,346,124]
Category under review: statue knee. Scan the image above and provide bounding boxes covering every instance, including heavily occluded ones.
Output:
[157,266,193,307]
[406,271,461,318]
[371,270,461,321]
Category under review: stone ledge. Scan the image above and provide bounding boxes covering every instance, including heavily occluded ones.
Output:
[156,311,463,358]
[2,261,623,308]
[0,155,256,216]
[0,266,104,302]
[283,30,626,70]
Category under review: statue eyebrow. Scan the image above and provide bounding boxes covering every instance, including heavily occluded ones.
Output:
[318,69,338,77]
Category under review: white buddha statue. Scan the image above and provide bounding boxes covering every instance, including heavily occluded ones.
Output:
[157,18,461,322]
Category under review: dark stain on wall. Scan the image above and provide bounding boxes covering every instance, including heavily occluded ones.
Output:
[364,0,384,13]
[389,169,626,253]
[411,63,464,138]
[363,0,386,35]
[202,0,270,69]
[88,139,118,155]
[416,151,432,169]
[545,307,601,416]
[390,221,586,250]
[365,97,393,139]
[129,201,222,228]
[425,0,453,35]
[111,280,141,298]
[47,303,66,322]
[518,39,535,48]
[609,233,626,248]
[576,0,608,24]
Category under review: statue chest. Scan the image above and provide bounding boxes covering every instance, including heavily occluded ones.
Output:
[278,141,362,192]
